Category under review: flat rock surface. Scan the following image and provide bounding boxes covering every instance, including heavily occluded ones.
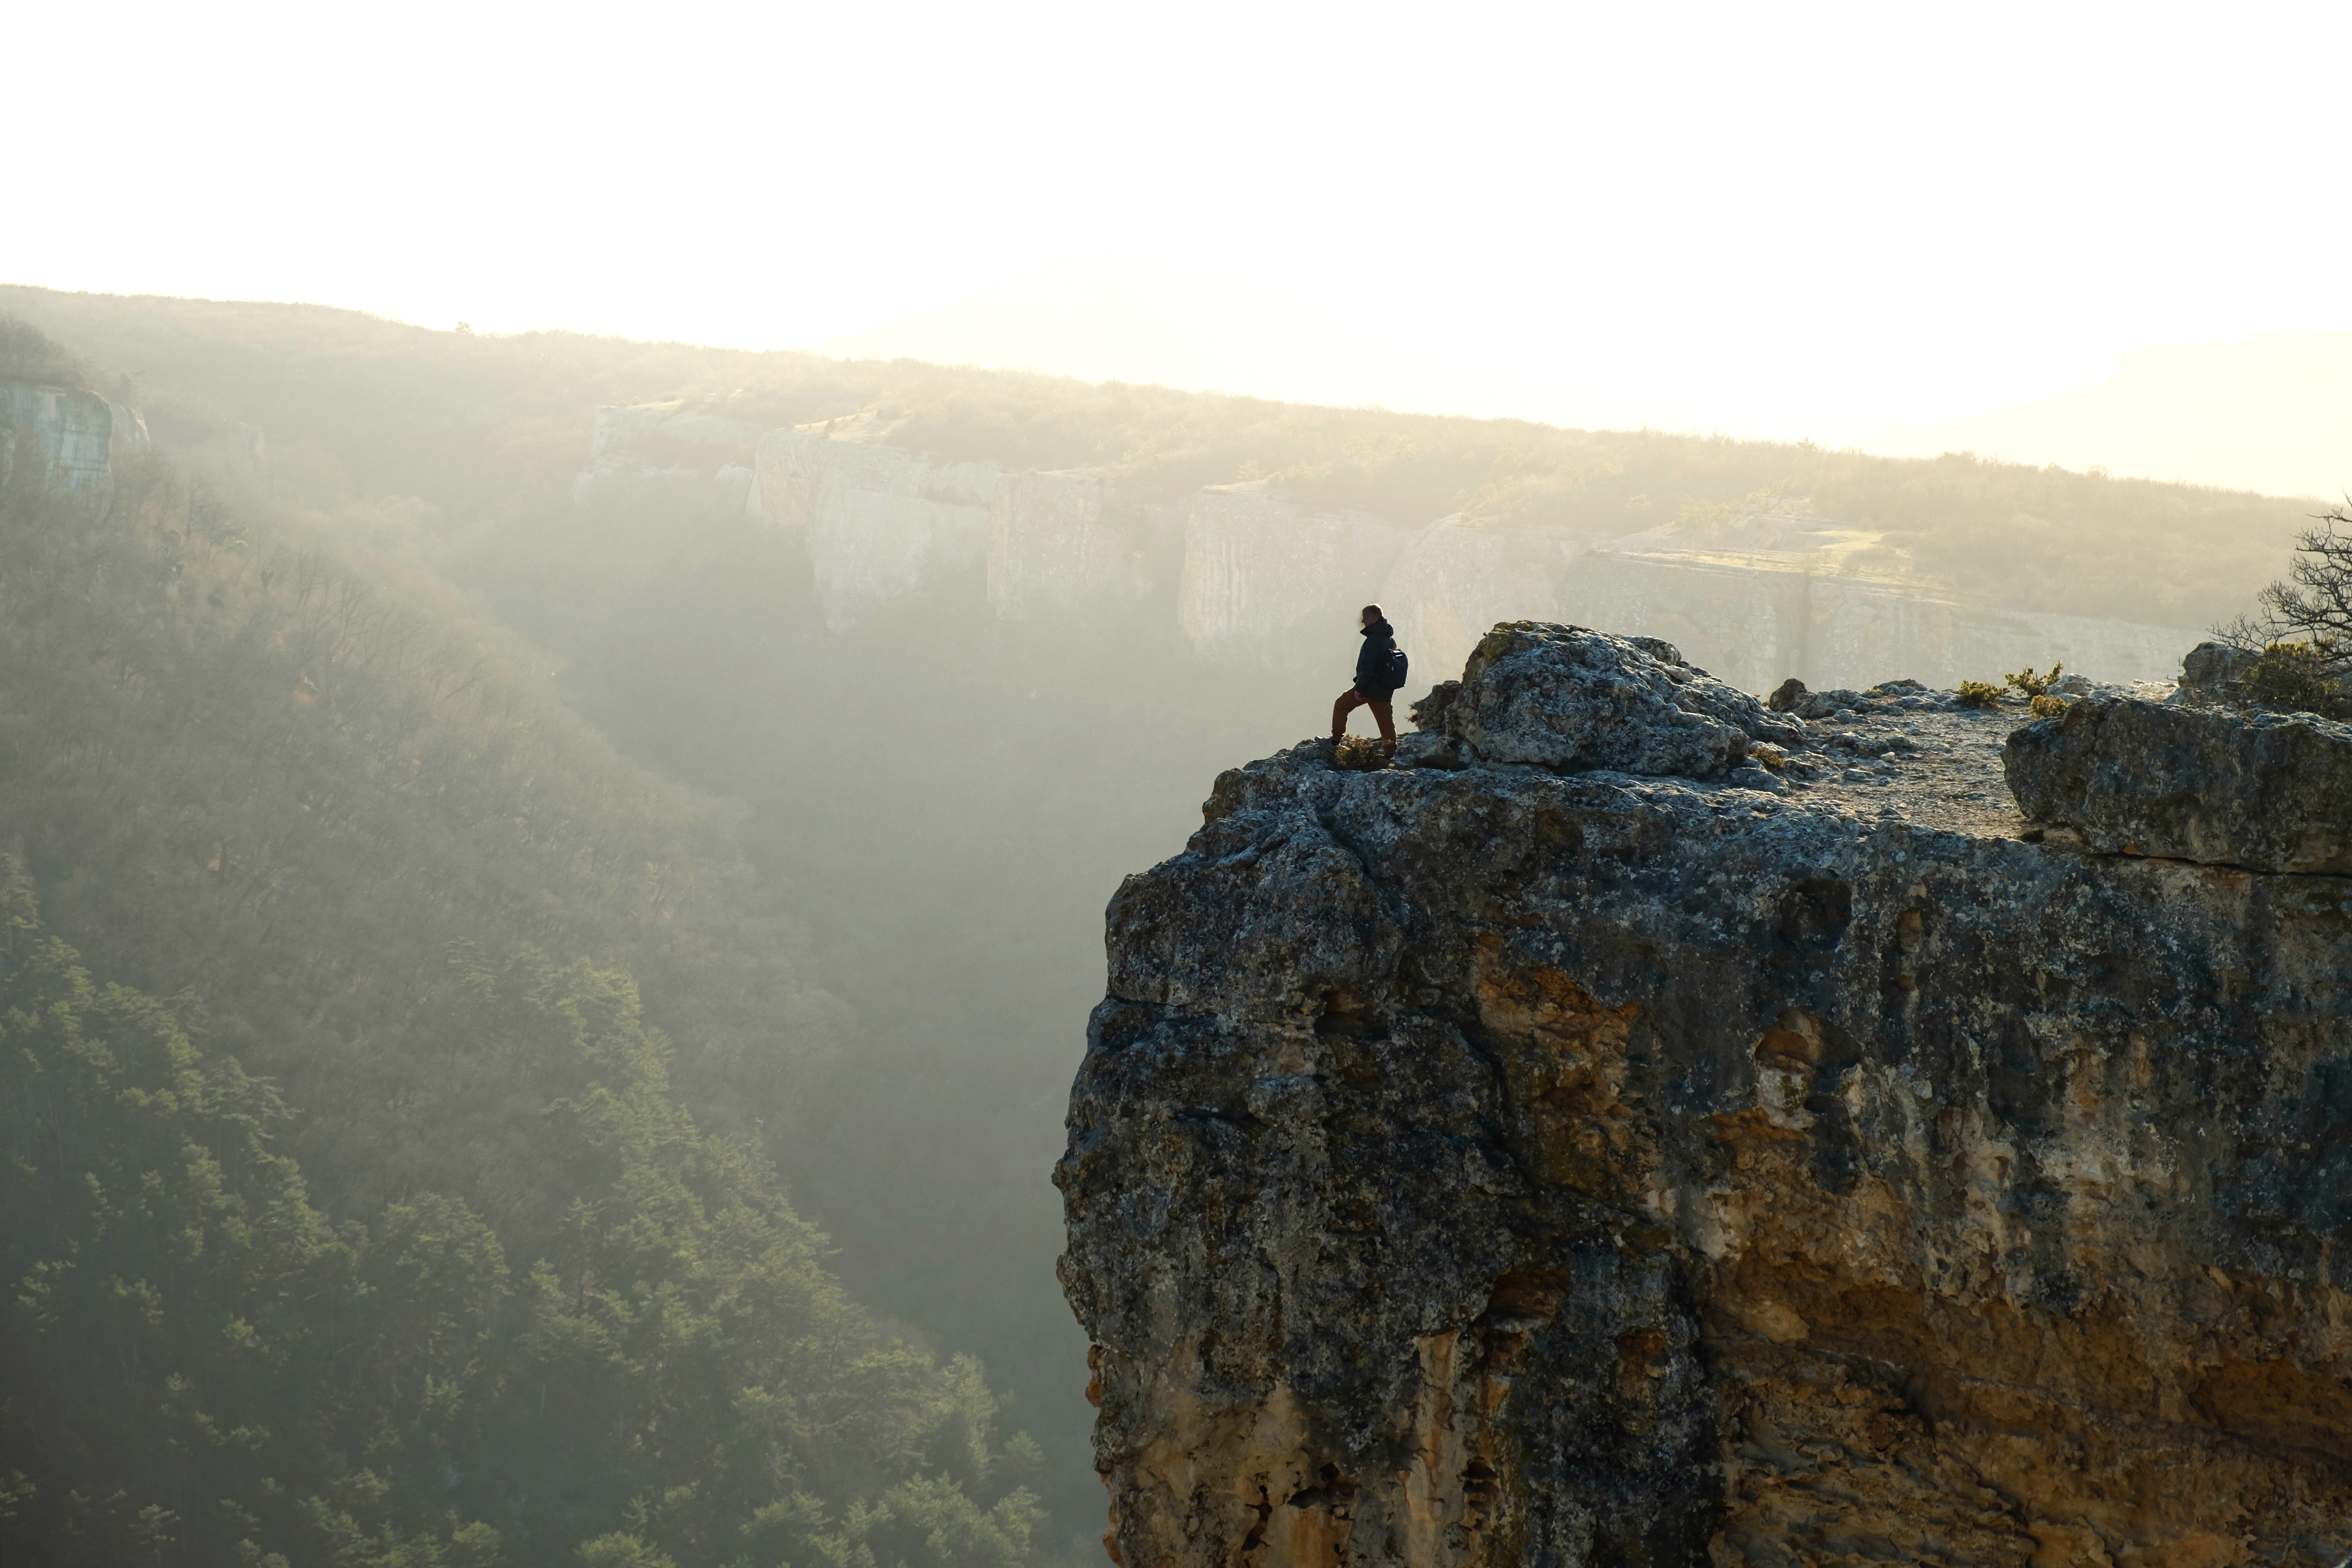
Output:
[1427,678,2067,840]
[1715,688,2029,837]
[2006,695,2352,873]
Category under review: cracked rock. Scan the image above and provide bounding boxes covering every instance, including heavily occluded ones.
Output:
[1410,622,1804,777]
[1062,631,2352,1568]
[2004,696,2352,872]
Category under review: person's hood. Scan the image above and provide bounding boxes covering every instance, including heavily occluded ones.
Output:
[1360,619,1394,639]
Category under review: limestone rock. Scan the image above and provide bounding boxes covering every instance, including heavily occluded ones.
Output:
[2174,639,2260,706]
[1553,546,2191,693]
[1060,671,2352,1566]
[1410,622,1803,777]
[987,470,1183,624]
[1178,484,1420,664]
[1764,676,1868,720]
[1376,515,1579,686]
[573,401,761,528]
[2004,695,2352,872]
[564,411,2203,693]
[0,381,149,501]
[753,429,1000,631]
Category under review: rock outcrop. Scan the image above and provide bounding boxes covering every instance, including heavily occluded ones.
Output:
[1406,625,1804,777]
[1,381,149,500]
[2007,697,2352,874]
[1057,622,2352,1568]
[2173,641,2261,708]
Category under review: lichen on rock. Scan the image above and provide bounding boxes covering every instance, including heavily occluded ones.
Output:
[1409,622,1804,777]
[1058,622,2352,1568]
[2006,695,2352,873]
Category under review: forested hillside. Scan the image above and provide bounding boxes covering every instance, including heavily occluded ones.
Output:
[0,360,1042,1566]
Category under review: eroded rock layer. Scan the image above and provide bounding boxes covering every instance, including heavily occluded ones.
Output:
[2006,697,2352,874]
[1057,631,2352,1568]
[1,381,149,499]
[573,403,2196,685]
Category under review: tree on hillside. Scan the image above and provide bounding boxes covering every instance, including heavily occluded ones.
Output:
[0,860,1042,1567]
[0,314,91,389]
[2219,501,2352,714]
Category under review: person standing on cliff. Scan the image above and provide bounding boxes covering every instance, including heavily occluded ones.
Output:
[1332,604,1404,760]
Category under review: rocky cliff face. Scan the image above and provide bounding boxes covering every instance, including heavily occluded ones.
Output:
[1554,549,2192,699]
[1056,626,2352,1568]
[1180,485,1422,663]
[990,471,1186,625]
[576,408,2193,683]
[1,381,149,500]
[751,428,1000,630]
[573,401,761,527]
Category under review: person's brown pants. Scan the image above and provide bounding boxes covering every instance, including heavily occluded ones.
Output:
[1332,688,1396,750]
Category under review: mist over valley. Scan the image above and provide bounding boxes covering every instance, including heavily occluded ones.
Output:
[0,271,2340,1564]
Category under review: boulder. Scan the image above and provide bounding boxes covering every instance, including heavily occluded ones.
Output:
[1410,622,1803,777]
[2004,697,2352,872]
[1766,675,1868,720]
[2176,640,2259,705]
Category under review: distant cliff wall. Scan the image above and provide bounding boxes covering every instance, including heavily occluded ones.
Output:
[573,401,759,527]
[1179,485,1421,665]
[0,382,149,500]
[753,429,999,631]
[1377,517,1579,685]
[576,408,2196,686]
[1556,550,2191,692]
[1376,521,2189,693]
[989,470,1186,625]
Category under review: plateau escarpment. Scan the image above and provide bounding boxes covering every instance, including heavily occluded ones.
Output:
[1056,626,2352,1568]
[0,381,149,499]
[575,404,2196,686]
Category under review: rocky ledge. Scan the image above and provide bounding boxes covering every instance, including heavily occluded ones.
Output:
[2006,698,2352,874]
[1056,625,2352,1568]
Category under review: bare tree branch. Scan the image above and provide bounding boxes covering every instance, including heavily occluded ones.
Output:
[2220,501,2352,671]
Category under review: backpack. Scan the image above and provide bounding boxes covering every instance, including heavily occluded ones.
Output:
[1384,643,1409,691]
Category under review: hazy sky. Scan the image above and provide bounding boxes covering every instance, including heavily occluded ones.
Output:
[16,1,2350,443]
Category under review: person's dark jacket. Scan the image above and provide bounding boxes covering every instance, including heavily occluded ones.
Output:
[1354,618,1399,700]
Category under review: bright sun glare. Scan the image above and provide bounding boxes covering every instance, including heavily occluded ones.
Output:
[13,0,2350,453]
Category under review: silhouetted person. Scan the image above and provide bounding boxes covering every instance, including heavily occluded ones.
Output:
[1332,603,1402,759]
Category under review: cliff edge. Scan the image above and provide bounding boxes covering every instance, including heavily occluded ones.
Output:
[1056,626,2352,1568]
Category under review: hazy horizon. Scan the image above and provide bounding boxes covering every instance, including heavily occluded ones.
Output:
[14,267,2345,503]
[16,2,2352,494]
